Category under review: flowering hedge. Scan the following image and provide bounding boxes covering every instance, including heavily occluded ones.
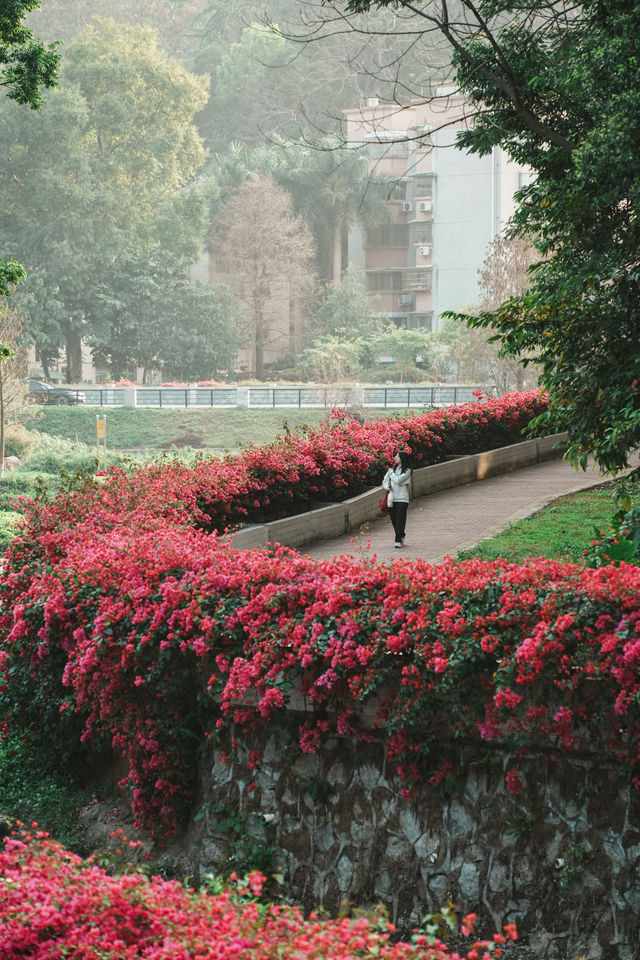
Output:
[2,505,640,840]
[12,391,546,543]
[11,388,636,844]
[0,827,516,959]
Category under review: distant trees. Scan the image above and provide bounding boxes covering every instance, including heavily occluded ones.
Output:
[0,18,212,381]
[212,176,316,379]
[437,234,540,392]
[0,303,33,476]
[0,0,60,299]
[313,266,380,339]
[478,235,538,313]
[90,260,240,383]
[273,139,390,285]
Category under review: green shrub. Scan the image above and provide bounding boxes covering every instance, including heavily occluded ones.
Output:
[0,510,20,547]
[22,431,128,475]
[0,471,58,511]
[0,734,97,852]
[4,423,36,461]
[583,504,640,567]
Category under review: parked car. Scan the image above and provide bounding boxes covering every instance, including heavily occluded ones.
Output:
[27,379,85,405]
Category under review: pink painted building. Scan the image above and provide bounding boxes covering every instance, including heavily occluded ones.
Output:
[344,91,531,330]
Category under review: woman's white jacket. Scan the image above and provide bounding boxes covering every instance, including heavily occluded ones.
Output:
[382,466,411,506]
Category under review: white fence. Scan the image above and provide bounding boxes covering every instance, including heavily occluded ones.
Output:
[72,383,491,409]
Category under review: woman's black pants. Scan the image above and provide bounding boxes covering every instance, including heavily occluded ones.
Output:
[389,501,408,542]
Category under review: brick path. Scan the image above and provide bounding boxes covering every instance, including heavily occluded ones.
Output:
[303,455,639,565]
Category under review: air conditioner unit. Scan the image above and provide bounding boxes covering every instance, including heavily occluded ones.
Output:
[399,294,414,306]
[401,201,414,213]
[418,244,432,256]
[419,200,432,212]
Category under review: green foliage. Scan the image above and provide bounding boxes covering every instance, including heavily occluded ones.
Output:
[374,324,435,382]
[0,733,95,852]
[91,260,240,382]
[0,0,59,304]
[196,803,276,876]
[0,0,60,109]
[338,0,640,480]
[583,504,640,568]
[313,265,381,338]
[20,431,127,475]
[457,486,637,564]
[0,470,57,509]
[34,406,343,452]
[4,422,35,460]
[299,335,371,383]
[0,260,26,298]
[0,17,210,377]
[0,509,19,546]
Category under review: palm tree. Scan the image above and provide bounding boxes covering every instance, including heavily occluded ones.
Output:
[271,137,391,284]
[209,137,391,284]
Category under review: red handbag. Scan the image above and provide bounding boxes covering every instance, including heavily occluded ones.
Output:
[379,494,389,514]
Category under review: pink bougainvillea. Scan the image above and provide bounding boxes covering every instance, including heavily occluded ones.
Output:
[4,390,639,842]
[0,827,515,960]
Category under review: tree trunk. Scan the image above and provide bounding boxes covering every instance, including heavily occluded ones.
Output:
[66,326,83,383]
[330,220,343,284]
[254,299,265,380]
[0,369,5,480]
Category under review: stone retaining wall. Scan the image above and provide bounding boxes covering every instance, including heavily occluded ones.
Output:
[184,727,639,960]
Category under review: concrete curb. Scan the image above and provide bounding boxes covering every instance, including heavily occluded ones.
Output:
[229,432,568,551]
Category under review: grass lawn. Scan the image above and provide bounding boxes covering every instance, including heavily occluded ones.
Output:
[456,485,626,564]
[34,406,403,452]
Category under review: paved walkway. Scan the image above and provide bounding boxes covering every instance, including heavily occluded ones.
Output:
[303,454,640,565]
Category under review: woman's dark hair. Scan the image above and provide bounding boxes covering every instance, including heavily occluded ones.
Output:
[395,450,411,471]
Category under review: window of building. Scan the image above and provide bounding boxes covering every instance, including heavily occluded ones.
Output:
[365,140,409,158]
[367,180,407,202]
[407,313,433,331]
[366,271,404,292]
[412,223,433,244]
[366,224,409,246]
[404,268,432,289]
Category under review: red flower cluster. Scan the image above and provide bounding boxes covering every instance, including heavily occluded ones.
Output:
[0,827,515,959]
[3,506,640,837]
[9,389,637,841]
[15,390,545,540]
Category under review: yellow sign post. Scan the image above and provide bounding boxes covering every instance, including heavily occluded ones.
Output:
[96,415,107,471]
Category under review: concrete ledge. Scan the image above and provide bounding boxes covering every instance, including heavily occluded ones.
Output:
[268,503,346,549]
[229,433,569,552]
[344,488,385,531]
[537,432,568,461]
[412,455,478,497]
[476,439,538,481]
[229,524,271,550]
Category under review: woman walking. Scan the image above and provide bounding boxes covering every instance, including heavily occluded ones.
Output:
[382,450,412,548]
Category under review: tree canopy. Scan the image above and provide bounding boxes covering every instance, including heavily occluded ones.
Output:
[0,0,59,109]
[213,175,317,379]
[0,0,60,300]
[0,18,212,381]
[325,0,640,477]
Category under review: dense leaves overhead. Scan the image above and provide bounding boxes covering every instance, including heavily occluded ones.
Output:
[331,0,640,477]
[0,0,59,109]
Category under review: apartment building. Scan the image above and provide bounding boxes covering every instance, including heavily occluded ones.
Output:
[344,91,531,331]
